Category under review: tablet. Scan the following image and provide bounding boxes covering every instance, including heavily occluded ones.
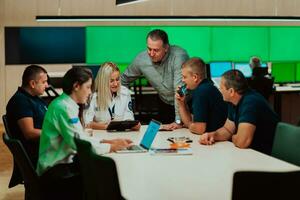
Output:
[106,120,139,131]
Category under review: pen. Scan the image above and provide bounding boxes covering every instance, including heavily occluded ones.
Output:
[167,138,175,143]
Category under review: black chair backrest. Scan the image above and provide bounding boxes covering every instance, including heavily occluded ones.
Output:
[74,137,124,200]
[232,171,300,200]
[44,85,59,105]
[2,114,12,137]
[247,76,274,100]
[252,67,268,77]
[2,133,41,200]
[2,114,24,188]
[271,122,300,166]
[45,85,59,97]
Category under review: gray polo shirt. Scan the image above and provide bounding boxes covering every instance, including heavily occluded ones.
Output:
[121,45,189,121]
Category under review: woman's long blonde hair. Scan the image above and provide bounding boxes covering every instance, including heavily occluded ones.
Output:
[94,62,121,111]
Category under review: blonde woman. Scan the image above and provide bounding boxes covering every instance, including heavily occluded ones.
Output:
[84,62,141,130]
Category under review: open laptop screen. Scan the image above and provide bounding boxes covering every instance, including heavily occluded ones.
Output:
[140,120,161,150]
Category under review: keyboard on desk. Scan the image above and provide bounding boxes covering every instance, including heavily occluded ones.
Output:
[127,145,144,151]
[116,144,147,153]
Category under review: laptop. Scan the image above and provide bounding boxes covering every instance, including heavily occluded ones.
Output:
[116,119,161,153]
[107,120,140,132]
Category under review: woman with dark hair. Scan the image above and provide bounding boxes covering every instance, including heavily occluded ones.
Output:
[37,67,132,199]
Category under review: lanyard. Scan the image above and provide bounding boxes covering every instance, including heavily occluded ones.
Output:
[108,104,115,120]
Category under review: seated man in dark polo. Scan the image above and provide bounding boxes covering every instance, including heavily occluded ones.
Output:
[176,57,227,134]
[200,69,279,155]
[6,65,48,167]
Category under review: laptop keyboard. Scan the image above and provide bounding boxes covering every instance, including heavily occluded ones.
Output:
[127,145,144,151]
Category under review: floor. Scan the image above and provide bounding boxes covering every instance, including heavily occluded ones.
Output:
[0,124,24,200]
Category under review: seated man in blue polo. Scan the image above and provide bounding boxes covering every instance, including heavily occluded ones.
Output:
[200,69,279,155]
[176,57,227,134]
[6,65,48,170]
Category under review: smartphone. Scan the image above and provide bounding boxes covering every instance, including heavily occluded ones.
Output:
[177,85,186,97]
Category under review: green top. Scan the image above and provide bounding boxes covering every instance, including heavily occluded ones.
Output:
[37,93,110,175]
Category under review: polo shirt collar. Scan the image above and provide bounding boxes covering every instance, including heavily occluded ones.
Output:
[160,48,170,64]
[61,93,79,110]
[193,79,209,91]
[236,89,252,107]
[199,79,209,85]
[18,87,36,98]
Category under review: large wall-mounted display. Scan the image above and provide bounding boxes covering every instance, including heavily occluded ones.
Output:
[86,26,148,64]
[5,27,85,64]
[269,27,300,61]
[5,26,300,65]
[86,26,300,64]
[211,27,269,61]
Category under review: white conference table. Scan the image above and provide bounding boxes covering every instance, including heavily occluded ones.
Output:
[91,125,299,200]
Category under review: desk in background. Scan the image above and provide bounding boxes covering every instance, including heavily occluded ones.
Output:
[274,84,300,124]
[91,126,299,200]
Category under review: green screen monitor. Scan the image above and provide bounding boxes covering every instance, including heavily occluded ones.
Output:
[118,63,129,73]
[118,63,148,86]
[270,27,300,61]
[86,26,149,64]
[211,27,269,61]
[296,63,300,82]
[271,63,296,84]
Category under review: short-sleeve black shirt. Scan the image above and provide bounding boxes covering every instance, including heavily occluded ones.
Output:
[191,79,227,132]
[228,90,279,155]
[6,87,47,166]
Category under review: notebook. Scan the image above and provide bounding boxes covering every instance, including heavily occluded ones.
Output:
[150,148,193,156]
[116,119,161,153]
[107,120,140,132]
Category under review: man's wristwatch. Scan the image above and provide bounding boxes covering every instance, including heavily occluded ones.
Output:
[175,119,182,125]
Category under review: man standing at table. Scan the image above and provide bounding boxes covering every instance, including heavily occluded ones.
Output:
[121,29,189,129]
[176,57,227,135]
[200,69,279,155]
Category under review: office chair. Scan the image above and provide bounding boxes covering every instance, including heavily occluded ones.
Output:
[2,114,11,137]
[45,85,59,97]
[247,76,274,100]
[232,170,300,200]
[43,75,60,105]
[252,66,268,77]
[43,85,59,105]
[2,114,24,188]
[74,136,125,200]
[271,122,300,166]
[2,133,41,200]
